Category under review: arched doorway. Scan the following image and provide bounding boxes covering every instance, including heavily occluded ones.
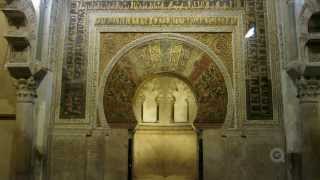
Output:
[99,33,232,180]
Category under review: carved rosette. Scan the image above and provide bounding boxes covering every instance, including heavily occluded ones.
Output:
[15,78,37,103]
[297,78,320,102]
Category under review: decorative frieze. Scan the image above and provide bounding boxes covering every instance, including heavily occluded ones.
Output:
[95,16,238,26]
[84,0,243,10]
[60,1,87,119]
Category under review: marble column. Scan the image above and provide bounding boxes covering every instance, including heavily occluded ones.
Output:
[14,78,37,180]
[6,63,47,180]
[297,78,320,180]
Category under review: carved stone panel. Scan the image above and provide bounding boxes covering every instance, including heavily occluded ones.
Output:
[57,0,278,127]
[245,0,273,120]
[59,0,242,119]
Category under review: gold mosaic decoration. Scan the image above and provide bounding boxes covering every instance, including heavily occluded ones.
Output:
[101,35,230,127]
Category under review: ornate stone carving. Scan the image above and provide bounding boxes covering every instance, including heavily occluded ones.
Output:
[85,0,243,10]
[15,77,37,103]
[101,36,230,128]
[297,78,320,100]
[59,0,243,119]
[245,0,273,120]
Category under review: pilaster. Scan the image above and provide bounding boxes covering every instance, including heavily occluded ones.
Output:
[14,77,37,180]
[297,77,320,180]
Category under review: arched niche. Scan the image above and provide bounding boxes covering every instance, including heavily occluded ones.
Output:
[309,12,320,33]
[133,74,198,126]
[99,33,233,129]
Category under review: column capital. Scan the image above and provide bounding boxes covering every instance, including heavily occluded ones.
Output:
[5,62,48,102]
[297,78,320,102]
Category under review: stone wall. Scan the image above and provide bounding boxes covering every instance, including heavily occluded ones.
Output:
[203,129,286,180]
